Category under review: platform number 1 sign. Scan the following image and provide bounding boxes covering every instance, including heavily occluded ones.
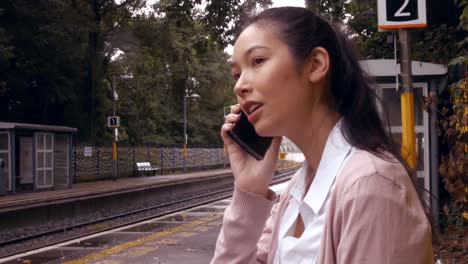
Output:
[378,0,427,30]
[107,116,120,128]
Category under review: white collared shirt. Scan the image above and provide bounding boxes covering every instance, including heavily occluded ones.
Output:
[273,121,353,264]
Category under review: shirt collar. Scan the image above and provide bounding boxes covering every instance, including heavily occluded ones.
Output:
[301,119,352,214]
[288,166,306,202]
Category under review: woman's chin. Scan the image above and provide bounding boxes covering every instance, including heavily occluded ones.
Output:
[254,123,278,138]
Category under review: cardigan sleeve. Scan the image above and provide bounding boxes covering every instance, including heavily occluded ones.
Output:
[210,187,278,264]
[334,173,434,264]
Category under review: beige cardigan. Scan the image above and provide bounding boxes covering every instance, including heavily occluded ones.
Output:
[211,150,433,264]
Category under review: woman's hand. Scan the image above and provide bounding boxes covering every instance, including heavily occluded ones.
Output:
[221,104,282,198]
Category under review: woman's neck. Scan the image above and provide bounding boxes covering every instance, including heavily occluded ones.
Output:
[287,105,340,182]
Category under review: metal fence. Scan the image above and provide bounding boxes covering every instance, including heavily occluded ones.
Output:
[73,144,228,182]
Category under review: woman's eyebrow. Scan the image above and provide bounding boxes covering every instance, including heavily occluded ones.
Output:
[245,45,268,57]
[230,45,269,69]
[230,61,239,70]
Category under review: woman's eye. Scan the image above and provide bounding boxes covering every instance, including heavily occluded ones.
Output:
[252,57,265,66]
[232,72,241,80]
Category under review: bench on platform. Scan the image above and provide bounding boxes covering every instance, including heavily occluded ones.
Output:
[136,162,159,176]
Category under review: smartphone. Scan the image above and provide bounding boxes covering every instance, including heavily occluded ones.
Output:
[227,111,273,160]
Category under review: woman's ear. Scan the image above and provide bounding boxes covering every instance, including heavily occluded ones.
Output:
[307,47,330,84]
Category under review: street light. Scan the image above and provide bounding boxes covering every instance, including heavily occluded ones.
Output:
[183,89,200,171]
[111,74,133,181]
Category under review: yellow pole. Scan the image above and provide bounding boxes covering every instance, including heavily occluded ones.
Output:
[401,92,417,169]
[112,141,117,160]
[183,143,187,171]
[399,29,417,170]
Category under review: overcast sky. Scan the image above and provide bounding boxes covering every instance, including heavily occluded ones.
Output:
[272,0,305,8]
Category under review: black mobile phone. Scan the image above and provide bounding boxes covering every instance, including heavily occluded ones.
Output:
[227,112,273,160]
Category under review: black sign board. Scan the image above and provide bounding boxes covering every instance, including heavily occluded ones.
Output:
[386,0,418,22]
[107,116,120,128]
[378,0,426,30]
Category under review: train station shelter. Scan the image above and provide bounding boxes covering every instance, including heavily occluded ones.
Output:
[361,59,447,224]
[0,122,77,194]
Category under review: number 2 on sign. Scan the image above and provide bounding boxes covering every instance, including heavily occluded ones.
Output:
[395,0,411,17]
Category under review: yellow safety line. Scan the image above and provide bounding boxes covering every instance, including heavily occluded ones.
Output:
[64,214,221,264]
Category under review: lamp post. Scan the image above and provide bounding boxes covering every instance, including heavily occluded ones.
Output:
[183,90,200,171]
[111,74,132,181]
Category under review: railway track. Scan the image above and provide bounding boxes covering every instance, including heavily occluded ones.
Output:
[0,168,296,259]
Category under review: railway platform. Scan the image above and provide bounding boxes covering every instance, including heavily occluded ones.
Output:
[0,167,237,231]
[3,202,226,264]
[0,182,290,264]
[0,168,232,214]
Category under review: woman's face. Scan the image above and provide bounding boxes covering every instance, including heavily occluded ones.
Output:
[230,24,316,137]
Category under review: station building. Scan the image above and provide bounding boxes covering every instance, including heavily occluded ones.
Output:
[361,59,447,225]
[0,122,76,194]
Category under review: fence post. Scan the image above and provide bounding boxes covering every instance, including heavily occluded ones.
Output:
[212,148,215,169]
[73,144,77,184]
[116,142,119,180]
[160,145,164,175]
[132,146,136,177]
[96,146,100,179]
[147,143,150,162]
[185,145,189,171]
[172,145,175,173]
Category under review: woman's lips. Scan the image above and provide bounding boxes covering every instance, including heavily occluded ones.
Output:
[247,105,263,123]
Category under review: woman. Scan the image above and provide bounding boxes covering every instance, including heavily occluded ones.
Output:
[212,7,433,264]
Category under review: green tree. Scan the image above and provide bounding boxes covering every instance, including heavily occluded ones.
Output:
[429,0,467,226]
[0,0,91,129]
[306,0,346,22]
[204,0,272,47]
[0,0,271,145]
[0,0,146,143]
[0,8,13,95]
[83,0,145,142]
[305,0,463,62]
[106,0,264,145]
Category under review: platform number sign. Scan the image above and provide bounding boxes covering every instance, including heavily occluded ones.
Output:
[107,116,120,128]
[378,0,427,30]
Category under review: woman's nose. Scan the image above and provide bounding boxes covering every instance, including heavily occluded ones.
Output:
[233,77,252,98]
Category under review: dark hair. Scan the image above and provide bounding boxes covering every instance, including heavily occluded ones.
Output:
[246,7,399,162]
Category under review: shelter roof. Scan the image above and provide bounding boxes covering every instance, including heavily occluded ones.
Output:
[360,59,447,77]
[0,122,77,133]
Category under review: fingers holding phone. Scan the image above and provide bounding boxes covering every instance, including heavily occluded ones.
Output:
[220,104,280,198]
[227,112,272,160]
[220,104,242,148]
